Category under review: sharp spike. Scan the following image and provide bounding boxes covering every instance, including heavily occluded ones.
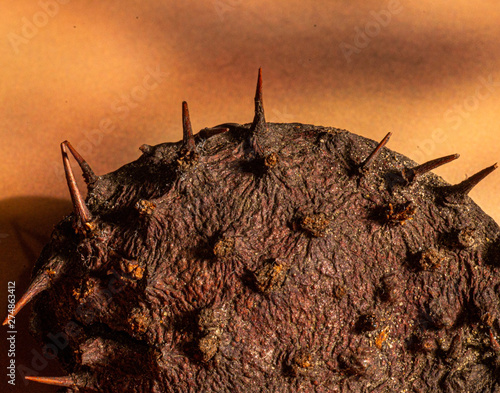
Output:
[182,101,195,151]
[63,141,97,184]
[251,68,266,134]
[61,141,93,229]
[443,163,498,203]
[25,375,76,387]
[2,273,51,325]
[358,132,392,172]
[402,154,460,183]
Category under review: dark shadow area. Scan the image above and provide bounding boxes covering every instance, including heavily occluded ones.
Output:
[0,196,72,393]
[484,237,500,269]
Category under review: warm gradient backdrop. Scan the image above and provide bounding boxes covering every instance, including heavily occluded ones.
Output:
[1,1,500,391]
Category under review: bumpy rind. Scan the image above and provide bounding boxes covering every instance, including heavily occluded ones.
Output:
[26,120,500,393]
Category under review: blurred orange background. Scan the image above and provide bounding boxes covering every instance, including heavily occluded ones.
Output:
[1,1,500,391]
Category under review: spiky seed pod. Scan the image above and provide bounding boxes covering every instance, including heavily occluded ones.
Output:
[8,70,500,392]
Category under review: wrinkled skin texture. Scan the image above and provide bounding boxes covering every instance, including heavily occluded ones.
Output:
[29,122,500,392]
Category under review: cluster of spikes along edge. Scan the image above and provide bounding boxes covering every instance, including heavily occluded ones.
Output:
[3,68,498,388]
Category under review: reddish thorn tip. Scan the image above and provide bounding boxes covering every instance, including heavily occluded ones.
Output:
[256,68,263,100]
[61,141,93,226]
[3,274,51,324]
[403,153,460,183]
[61,140,97,184]
[359,132,392,172]
[25,375,75,387]
[182,101,195,151]
[251,68,266,133]
[444,163,498,202]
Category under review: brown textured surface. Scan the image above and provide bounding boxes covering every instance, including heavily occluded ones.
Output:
[23,124,500,391]
[1,1,500,392]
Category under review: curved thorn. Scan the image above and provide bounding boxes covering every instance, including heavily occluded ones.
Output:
[25,375,76,387]
[63,141,97,184]
[2,273,51,325]
[61,141,93,227]
[251,67,266,134]
[444,163,498,202]
[182,101,195,151]
[359,132,392,172]
[403,154,460,183]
